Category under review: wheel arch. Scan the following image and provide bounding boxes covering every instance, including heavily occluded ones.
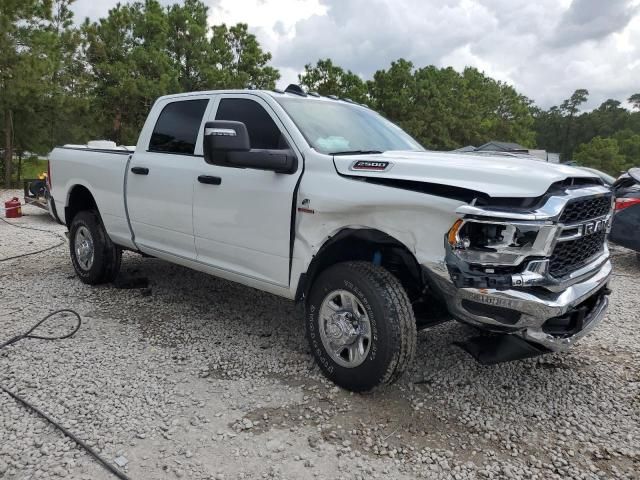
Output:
[296,227,424,302]
[65,184,99,228]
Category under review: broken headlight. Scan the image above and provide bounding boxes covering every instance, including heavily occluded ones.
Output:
[447,219,555,267]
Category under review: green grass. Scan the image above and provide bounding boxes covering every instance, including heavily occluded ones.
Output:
[19,158,48,180]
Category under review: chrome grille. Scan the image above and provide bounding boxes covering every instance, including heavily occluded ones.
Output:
[559,194,612,224]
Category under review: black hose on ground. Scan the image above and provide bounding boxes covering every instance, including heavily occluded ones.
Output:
[0,310,131,480]
[0,214,66,262]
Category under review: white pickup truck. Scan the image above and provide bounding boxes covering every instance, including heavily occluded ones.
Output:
[48,85,613,391]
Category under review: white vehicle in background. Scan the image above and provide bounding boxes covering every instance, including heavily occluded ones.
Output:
[48,85,613,391]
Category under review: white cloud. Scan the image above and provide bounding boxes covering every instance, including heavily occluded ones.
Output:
[70,0,640,109]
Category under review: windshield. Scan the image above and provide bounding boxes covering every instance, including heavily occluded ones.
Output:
[275,97,424,155]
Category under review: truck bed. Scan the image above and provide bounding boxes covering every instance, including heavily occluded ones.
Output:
[48,145,135,249]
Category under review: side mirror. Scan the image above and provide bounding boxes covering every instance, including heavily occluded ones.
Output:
[629,167,640,184]
[226,150,297,174]
[203,120,297,174]
[203,121,250,165]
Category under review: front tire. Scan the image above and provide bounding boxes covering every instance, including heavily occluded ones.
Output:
[69,210,121,285]
[305,261,417,392]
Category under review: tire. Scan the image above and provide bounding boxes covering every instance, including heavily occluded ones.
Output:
[69,210,121,285]
[305,261,417,392]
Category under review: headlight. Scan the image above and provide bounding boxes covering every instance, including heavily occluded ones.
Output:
[447,218,555,267]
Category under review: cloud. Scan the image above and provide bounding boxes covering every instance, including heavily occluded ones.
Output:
[274,0,496,76]
[271,0,640,108]
[550,0,638,47]
[69,0,640,109]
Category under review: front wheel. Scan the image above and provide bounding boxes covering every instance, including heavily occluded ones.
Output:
[69,210,121,285]
[305,261,417,392]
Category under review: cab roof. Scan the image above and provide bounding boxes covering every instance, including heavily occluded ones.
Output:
[157,84,368,108]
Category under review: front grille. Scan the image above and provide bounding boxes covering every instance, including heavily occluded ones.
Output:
[559,194,612,224]
[549,230,606,278]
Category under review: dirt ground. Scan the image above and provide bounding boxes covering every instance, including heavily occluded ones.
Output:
[1,192,639,479]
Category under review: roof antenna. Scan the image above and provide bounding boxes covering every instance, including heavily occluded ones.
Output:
[284,84,307,97]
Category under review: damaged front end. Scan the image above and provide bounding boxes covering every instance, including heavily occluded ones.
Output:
[426,185,614,364]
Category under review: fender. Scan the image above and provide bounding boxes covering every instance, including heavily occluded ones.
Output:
[295,226,423,302]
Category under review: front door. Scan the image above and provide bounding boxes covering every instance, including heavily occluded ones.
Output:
[193,95,302,286]
[127,97,210,259]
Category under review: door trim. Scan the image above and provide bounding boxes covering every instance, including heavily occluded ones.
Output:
[138,242,289,289]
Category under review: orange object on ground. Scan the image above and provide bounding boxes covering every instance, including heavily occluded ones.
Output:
[4,197,22,218]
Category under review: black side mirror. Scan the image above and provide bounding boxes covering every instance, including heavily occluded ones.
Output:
[203,120,297,174]
[203,121,250,165]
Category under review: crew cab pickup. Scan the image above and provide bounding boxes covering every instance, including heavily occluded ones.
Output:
[48,86,613,391]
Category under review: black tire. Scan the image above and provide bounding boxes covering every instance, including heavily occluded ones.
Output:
[305,261,417,392]
[69,210,121,285]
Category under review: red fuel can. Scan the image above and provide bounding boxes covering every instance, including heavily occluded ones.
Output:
[4,197,22,218]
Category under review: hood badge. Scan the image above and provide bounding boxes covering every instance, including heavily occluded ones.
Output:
[350,160,391,172]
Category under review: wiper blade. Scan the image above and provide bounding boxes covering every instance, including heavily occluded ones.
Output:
[330,150,383,156]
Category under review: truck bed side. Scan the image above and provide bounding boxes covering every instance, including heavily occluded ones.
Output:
[49,147,135,249]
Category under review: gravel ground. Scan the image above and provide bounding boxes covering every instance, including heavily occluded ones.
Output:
[1,189,639,480]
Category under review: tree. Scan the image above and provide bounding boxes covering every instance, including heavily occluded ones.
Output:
[614,130,640,166]
[84,0,179,144]
[559,88,589,158]
[0,0,55,186]
[167,0,216,91]
[0,0,89,186]
[574,136,627,175]
[368,59,416,123]
[40,0,98,150]
[534,90,640,162]
[367,60,534,150]
[458,67,534,148]
[629,93,640,111]
[299,59,368,103]
[210,23,279,89]
[84,3,279,144]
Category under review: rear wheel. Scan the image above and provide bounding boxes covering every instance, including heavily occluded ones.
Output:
[305,261,416,392]
[69,210,121,285]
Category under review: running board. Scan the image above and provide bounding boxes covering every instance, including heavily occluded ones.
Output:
[454,334,550,365]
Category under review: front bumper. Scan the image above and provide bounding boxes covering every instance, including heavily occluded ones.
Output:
[427,258,611,352]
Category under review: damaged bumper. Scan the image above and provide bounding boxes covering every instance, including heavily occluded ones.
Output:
[426,257,611,353]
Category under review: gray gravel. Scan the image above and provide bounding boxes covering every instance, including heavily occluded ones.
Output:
[1,189,639,479]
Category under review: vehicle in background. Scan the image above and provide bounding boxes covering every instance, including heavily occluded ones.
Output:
[577,167,616,186]
[610,168,640,259]
[460,150,545,162]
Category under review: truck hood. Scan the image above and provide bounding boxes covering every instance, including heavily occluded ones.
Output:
[333,150,599,198]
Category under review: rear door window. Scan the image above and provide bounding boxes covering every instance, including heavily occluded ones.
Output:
[150,99,209,154]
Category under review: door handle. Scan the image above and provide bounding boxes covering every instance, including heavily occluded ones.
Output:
[131,167,149,175]
[198,175,222,185]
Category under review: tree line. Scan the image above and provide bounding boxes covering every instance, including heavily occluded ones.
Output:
[2,0,639,186]
[299,60,640,175]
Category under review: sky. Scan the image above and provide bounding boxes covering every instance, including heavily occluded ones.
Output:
[70,0,640,110]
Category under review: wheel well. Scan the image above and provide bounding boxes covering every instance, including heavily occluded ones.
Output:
[297,229,424,302]
[65,185,98,228]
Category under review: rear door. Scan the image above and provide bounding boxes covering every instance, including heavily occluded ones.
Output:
[127,96,211,259]
[193,95,302,286]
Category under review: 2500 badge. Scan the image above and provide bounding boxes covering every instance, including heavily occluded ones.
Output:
[350,160,391,171]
